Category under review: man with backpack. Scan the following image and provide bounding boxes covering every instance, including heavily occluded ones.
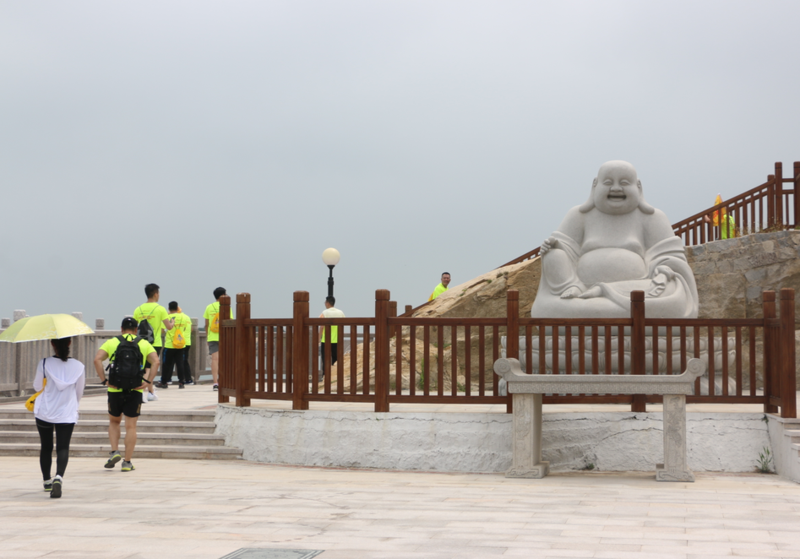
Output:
[203,287,228,391]
[93,317,159,472]
[133,283,173,402]
[156,301,192,389]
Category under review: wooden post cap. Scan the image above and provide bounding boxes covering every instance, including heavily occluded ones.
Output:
[219,295,231,305]
[236,293,251,303]
[780,288,795,300]
[630,290,645,302]
[507,289,519,301]
[293,291,309,302]
[375,289,390,301]
[763,290,776,302]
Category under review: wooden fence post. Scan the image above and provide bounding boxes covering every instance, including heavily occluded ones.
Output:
[767,174,776,230]
[292,291,309,410]
[794,161,800,228]
[374,289,391,413]
[405,305,412,315]
[218,295,231,404]
[389,301,397,338]
[763,291,779,414]
[235,293,251,407]
[776,162,784,228]
[630,291,646,412]
[506,290,519,414]
[780,288,797,418]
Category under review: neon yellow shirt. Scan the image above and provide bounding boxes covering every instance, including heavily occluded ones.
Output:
[133,303,169,347]
[320,307,345,343]
[204,302,233,342]
[429,283,448,301]
[165,312,192,349]
[720,215,736,239]
[99,334,156,393]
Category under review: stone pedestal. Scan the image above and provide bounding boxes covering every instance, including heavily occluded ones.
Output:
[655,394,695,481]
[506,393,549,478]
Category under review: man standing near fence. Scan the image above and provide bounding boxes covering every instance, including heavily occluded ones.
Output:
[133,283,173,402]
[429,272,451,301]
[204,287,229,391]
[319,296,345,378]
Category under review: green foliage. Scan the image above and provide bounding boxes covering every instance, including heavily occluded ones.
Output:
[756,447,773,473]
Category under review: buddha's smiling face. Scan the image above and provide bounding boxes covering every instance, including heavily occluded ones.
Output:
[592,161,641,215]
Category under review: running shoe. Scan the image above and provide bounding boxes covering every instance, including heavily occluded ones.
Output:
[148,391,158,401]
[213,384,218,391]
[121,461,135,472]
[104,450,122,469]
[179,383,185,389]
[43,479,53,492]
[51,476,62,499]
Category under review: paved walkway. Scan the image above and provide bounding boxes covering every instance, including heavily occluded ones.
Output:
[2,387,800,558]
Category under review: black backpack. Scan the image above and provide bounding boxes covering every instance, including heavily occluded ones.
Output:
[108,336,145,390]
[136,305,156,344]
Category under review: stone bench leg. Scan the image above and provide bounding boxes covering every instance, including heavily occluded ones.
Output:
[656,394,695,482]
[506,393,549,478]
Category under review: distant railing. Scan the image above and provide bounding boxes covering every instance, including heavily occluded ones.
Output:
[0,321,209,396]
[217,290,796,418]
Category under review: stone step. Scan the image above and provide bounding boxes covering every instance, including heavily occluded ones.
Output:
[785,429,800,444]
[0,410,216,422]
[0,419,216,434]
[0,443,242,460]
[0,431,226,446]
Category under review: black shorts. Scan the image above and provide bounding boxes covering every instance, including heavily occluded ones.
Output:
[144,346,163,369]
[107,390,142,418]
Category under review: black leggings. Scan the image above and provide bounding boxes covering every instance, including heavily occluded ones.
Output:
[35,418,75,480]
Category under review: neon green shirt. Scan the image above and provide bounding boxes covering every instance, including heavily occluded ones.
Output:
[99,334,156,393]
[165,312,192,349]
[133,303,169,347]
[429,283,448,301]
[203,302,233,342]
[720,215,736,239]
[320,307,345,343]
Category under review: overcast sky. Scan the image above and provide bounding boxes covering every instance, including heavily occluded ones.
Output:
[1,0,799,325]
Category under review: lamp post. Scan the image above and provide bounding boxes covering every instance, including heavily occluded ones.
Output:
[322,248,340,300]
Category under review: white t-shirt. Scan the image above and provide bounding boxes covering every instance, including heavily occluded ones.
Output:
[33,357,86,424]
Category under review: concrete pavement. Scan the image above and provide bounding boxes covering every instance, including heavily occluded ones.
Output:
[2,386,800,558]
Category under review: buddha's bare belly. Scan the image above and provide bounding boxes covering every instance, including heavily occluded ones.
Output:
[577,248,646,286]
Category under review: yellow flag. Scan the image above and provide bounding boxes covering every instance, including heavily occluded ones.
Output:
[712,194,723,226]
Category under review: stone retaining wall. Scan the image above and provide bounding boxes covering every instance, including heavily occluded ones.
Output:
[216,405,772,474]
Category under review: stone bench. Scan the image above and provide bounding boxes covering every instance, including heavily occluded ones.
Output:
[493,357,706,482]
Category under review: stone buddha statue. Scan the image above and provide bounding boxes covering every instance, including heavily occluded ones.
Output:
[531,161,699,319]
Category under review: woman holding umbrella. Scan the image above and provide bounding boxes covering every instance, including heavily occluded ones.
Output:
[32,337,86,498]
[1,314,91,499]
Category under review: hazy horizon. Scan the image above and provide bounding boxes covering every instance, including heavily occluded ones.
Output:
[2,1,799,325]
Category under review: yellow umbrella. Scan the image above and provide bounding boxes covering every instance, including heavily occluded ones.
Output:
[0,314,94,343]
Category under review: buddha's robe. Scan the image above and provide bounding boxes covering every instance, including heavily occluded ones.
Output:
[531,206,699,319]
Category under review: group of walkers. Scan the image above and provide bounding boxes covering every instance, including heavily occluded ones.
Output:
[30,284,228,498]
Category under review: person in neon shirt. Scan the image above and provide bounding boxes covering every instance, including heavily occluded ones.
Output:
[156,301,192,389]
[133,283,173,402]
[319,296,345,378]
[204,287,229,391]
[94,317,159,472]
[429,272,451,301]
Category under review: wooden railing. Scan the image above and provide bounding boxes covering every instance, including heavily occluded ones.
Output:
[217,289,797,418]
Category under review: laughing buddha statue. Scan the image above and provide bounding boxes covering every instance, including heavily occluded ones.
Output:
[531,160,699,319]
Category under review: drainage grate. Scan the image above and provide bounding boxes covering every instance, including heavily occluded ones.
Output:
[219,549,324,559]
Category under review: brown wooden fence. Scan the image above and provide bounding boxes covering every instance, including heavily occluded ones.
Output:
[217,289,797,418]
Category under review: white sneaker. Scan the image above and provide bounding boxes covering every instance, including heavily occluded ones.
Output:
[148,391,158,401]
[141,391,148,403]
